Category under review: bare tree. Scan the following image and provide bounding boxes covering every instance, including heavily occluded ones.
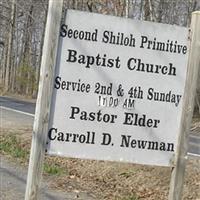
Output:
[4,0,16,92]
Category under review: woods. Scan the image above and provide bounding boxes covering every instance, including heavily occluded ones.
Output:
[0,0,47,97]
[0,0,199,113]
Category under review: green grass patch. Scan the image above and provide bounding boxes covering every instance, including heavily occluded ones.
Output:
[0,134,28,159]
[121,195,139,200]
[44,163,63,175]
[0,134,64,176]
[119,170,135,178]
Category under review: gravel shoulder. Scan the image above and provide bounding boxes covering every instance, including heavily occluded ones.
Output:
[0,156,94,200]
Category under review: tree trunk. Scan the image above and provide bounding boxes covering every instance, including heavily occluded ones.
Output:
[32,5,48,98]
[4,0,16,92]
[0,44,7,86]
[144,0,150,21]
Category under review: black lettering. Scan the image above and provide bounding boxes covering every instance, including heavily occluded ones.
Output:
[60,24,67,37]
[48,128,57,140]
[127,58,136,70]
[101,133,112,145]
[147,88,153,100]
[102,31,109,43]
[70,106,80,119]
[120,135,131,147]
[140,36,148,48]
[66,49,77,63]
[54,76,61,89]
[123,112,133,125]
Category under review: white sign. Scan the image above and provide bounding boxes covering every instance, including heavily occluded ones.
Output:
[47,9,188,166]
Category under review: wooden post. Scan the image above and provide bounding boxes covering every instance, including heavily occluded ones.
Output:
[168,11,200,200]
[25,0,63,199]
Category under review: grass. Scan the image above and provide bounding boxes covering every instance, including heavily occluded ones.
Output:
[0,133,64,175]
[0,133,141,200]
[0,134,28,159]
[119,170,136,178]
[43,162,63,175]
[121,195,139,200]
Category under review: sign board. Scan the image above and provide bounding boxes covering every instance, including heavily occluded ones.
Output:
[46,9,189,166]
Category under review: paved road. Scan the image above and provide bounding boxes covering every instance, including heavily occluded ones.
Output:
[0,96,200,158]
[0,106,34,129]
[0,96,35,116]
[188,131,200,158]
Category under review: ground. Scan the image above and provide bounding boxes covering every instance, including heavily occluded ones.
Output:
[0,96,200,200]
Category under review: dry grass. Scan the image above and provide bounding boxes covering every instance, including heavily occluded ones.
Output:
[1,126,200,200]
